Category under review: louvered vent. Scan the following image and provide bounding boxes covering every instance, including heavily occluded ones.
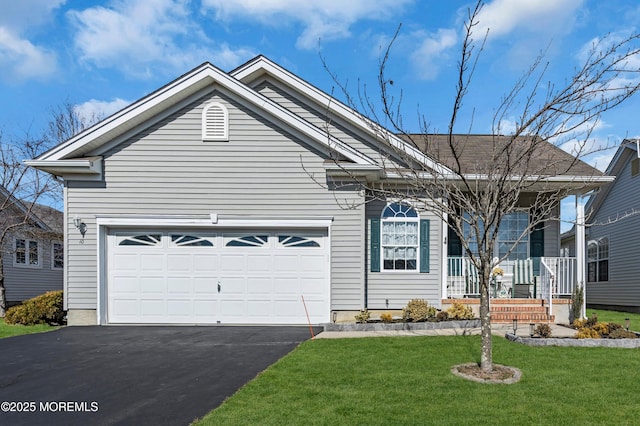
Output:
[202,102,228,141]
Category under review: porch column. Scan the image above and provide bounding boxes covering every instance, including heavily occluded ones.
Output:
[441,213,448,302]
[575,194,586,319]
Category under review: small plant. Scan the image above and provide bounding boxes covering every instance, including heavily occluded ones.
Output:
[354,309,370,324]
[570,285,584,324]
[5,290,64,326]
[402,299,436,322]
[591,322,609,337]
[575,327,601,339]
[446,302,474,320]
[380,312,393,323]
[534,323,552,338]
[436,310,449,322]
[608,329,638,339]
[571,318,587,329]
[586,313,599,327]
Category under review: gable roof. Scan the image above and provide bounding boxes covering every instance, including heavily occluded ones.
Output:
[26,59,379,178]
[0,186,62,233]
[26,55,612,191]
[585,139,638,216]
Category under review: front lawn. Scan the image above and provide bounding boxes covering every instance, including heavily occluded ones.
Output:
[0,318,60,338]
[588,309,640,332]
[196,335,640,425]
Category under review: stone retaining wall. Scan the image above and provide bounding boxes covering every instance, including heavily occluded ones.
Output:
[506,333,640,348]
[324,320,481,332]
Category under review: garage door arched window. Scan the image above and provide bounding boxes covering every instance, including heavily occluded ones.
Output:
[370,203,430,273]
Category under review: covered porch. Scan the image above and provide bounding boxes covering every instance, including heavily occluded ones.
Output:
[444,256,577,322]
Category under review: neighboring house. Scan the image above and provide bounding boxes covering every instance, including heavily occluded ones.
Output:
[27,56,609,325]
[568,140,640,313]
[1,189,63,306]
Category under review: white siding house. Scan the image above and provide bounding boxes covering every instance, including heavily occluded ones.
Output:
[27,56,609,325]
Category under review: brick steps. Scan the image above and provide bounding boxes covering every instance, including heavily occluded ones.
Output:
[490,300,554,324]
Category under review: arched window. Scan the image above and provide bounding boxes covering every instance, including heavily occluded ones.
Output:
[202,102,228,141]
[381,203,420,271]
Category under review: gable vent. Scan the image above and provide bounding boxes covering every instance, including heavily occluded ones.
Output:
[202,102,228,141]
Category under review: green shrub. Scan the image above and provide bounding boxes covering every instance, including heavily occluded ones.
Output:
[570,285,584,324]
[354,309,370,324]
[534,323,552,338]
[4,290,64,326]
[436,310,449,322]
[402,299,436,322]
[446,302,474,320]
[380,312,393,323]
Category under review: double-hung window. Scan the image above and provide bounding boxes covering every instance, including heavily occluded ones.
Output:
[382,203,419,270]
[370,203,430,273]
[463,211,529,260]
[15,238,40,267]
[587,237,609,282]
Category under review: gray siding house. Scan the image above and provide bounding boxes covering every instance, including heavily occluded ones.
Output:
[27,56,608,325]
[580,140,640,313]
[1,192,63,305]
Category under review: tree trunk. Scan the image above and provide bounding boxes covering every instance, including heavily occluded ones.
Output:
[479,275,492,372]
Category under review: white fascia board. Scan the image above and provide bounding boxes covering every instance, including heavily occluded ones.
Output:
[24,157,102,178]
[38,62,375,167]
[383,170,615,184]
[232,57,453,175]
[96,215,333,229]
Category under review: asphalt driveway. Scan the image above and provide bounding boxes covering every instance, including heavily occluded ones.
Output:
[0,326,317,426]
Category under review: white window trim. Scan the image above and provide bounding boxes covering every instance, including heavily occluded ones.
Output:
[202,101,229,141]
[14,237,42,268]
[381,203,420,272]
[51,240,64,270]
[587,236,609,283]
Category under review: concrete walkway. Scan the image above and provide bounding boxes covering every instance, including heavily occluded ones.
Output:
[316,323,577,339]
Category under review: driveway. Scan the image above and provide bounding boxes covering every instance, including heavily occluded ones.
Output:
[0,326,317,426]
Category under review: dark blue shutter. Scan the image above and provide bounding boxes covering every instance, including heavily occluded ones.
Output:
[370,219,380,272]
[530,223,544,276]
[420,219,430,273]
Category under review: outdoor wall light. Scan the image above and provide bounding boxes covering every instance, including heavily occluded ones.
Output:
[73,216,87,238]
[512,318,518,335]
[529,323,535,338]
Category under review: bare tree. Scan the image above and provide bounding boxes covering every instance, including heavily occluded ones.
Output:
[324,1,640,373]
[0,102,98,316]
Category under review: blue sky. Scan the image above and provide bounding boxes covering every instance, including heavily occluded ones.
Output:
[2,0,640,229]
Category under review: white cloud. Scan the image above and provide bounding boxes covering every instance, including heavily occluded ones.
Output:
[0,27,58,82]
[201,0,411,50]
[74,98,130,123]
[410,28,457,80]
[475,0,584,40]
[0,0,63,82]
[0,0,65,32]
[68,0,255,78]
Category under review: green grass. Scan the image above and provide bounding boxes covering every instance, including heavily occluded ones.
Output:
[196,323,640,425]
[587,309,640,331]
[0,318,59,338]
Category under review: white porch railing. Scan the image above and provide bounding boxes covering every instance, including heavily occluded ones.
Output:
[446,256,576,300]
[446,257,518,298]
[540,257,577,317]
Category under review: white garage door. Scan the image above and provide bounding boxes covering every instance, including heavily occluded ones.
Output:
[107,230,329,324]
